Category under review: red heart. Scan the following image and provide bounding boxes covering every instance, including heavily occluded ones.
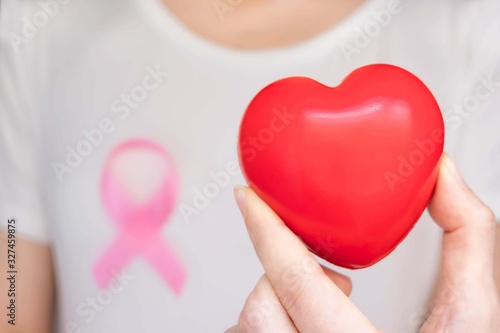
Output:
[238,64,444,269]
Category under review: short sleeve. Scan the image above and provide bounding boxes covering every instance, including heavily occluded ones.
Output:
[0,1,50,242]
[450,0,500,222]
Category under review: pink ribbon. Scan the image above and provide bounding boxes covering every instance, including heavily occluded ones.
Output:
[92,139,186,295]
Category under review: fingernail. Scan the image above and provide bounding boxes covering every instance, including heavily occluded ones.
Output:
[445,155,466,187]
[234,186,247,217]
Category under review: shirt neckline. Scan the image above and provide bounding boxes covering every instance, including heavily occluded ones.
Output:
[132,0,382,68]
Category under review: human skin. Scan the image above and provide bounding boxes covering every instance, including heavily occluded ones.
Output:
[3,2,367,332]
[160,0,366,49]
[0,236,55,333]
[2,2,500,332]
[227,154,500,332]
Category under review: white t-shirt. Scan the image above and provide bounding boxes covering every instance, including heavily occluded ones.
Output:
[1,0,500,332]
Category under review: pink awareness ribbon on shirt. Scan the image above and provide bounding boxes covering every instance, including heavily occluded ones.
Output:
[92,139,186,295]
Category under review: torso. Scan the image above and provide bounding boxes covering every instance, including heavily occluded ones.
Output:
[6,1,500,332]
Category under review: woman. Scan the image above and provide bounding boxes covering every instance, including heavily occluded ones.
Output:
[1,0,499,332]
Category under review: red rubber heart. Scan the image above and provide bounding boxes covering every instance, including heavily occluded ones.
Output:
[238,64,444,269]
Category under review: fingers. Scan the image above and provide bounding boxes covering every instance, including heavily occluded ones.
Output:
[225,326,238,333]
[423,154,500,333]
[321,265,352,296]
[428,154,497,279]
[234,186,377,333]
[230,275,299,333]
[228,270,351,333]
[495,227,500,295]
[226,268,351,333]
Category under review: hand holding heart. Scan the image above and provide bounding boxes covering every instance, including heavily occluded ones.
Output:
[226,155,500,332]
[238,65,445,269]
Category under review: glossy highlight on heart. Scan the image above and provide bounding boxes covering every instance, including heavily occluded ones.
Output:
[238,64,444,269]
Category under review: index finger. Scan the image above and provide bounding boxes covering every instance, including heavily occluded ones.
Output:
[234,186,378,333]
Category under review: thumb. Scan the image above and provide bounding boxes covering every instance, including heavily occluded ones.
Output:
[428,153,497,280]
